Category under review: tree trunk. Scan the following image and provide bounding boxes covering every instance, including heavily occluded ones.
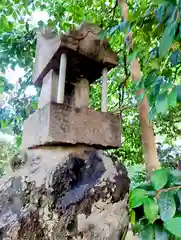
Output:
[118,0,160,177]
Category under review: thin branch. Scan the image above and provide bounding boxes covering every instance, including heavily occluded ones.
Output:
[112,105,136,114]
[155,186,181,200]
[109,0,118,20]
[118,44,130,110]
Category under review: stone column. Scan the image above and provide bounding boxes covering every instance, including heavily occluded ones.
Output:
[74,79,89,108]
[101,67,108,112]
[57,53,67,104]
[38,70,59,109]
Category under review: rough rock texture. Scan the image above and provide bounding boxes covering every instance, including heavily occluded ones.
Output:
[0,146,129,239]
[22,103,121,150]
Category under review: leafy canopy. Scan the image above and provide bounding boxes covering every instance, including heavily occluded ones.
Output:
[1,0,181,164]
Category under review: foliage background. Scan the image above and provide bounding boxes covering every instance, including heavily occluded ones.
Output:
[1,0,181,184]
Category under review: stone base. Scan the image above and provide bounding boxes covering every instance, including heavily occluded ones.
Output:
[22,103,121,150]
[0,146,130,240]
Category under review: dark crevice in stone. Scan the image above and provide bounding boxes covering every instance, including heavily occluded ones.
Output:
[51,151,106,214]
[49,151,130,238]
[0,150,129,239]
[18,210,46,239]
[29,142,120,150]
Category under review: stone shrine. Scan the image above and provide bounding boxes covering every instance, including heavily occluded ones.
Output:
[0,23,130,240]
[22,22,121,150]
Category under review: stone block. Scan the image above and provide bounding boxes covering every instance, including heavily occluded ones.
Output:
[22,103,121,149]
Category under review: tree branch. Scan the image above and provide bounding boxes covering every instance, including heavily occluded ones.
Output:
[155,186,181,200]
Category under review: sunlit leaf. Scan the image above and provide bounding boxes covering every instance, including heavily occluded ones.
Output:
[129,189,148,208]
[164,218,181,237]
[130,210,136,226]
[151,169,169,190]
[155,94,168,114]
[159,21,178,57]
[168,88,177,107]
[143,198,158,222]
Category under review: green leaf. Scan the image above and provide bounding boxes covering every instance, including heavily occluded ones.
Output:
[167,8,177,25]
[109,25,119,35]
[109,21,129,35]
[159,21,178,57]
[155,224,169,240]
[156,4,165,23]
[161,82,173,92]
[179,0,181,18]
[143,198,158,223]
[16,135,22,147]
[158,191,176,221]
[128,50,138,62]
[176,85,181,102]
[119,21,129,33]
[168,88,177,107]
[155,93,168,114]
[164,218,181,237]
[130,210,136,226]
[151,59,160,69]
[144,75,157,88]
[151,169,169,190]
[140,224,154,240]
[177,189,181,204]
[149,106,156,120]
[179,24,181,37]
[165,0,177,5]
[169,170,181,185]
[129,189,148,209]
[170,51,179,66]
[153,0,165,4]
[0,82,4,93]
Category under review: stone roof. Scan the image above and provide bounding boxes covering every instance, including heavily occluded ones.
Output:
[33,22,118,87]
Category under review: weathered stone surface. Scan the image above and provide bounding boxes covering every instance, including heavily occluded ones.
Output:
[33,22,118,86]
[22,103,121,150]
[38,70,59,109]
[0,146,130,239]
[38,71,89,109]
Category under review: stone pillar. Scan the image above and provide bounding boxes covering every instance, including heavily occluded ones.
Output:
[101,67,108,112]
[57,53,67,104]
[38,70,58,109]
[74,79,89,108]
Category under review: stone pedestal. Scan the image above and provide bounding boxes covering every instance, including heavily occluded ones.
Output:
[22,103,121,150]
[0,147,129,240]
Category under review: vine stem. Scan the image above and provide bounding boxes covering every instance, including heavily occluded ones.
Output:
[155,186,181,200]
